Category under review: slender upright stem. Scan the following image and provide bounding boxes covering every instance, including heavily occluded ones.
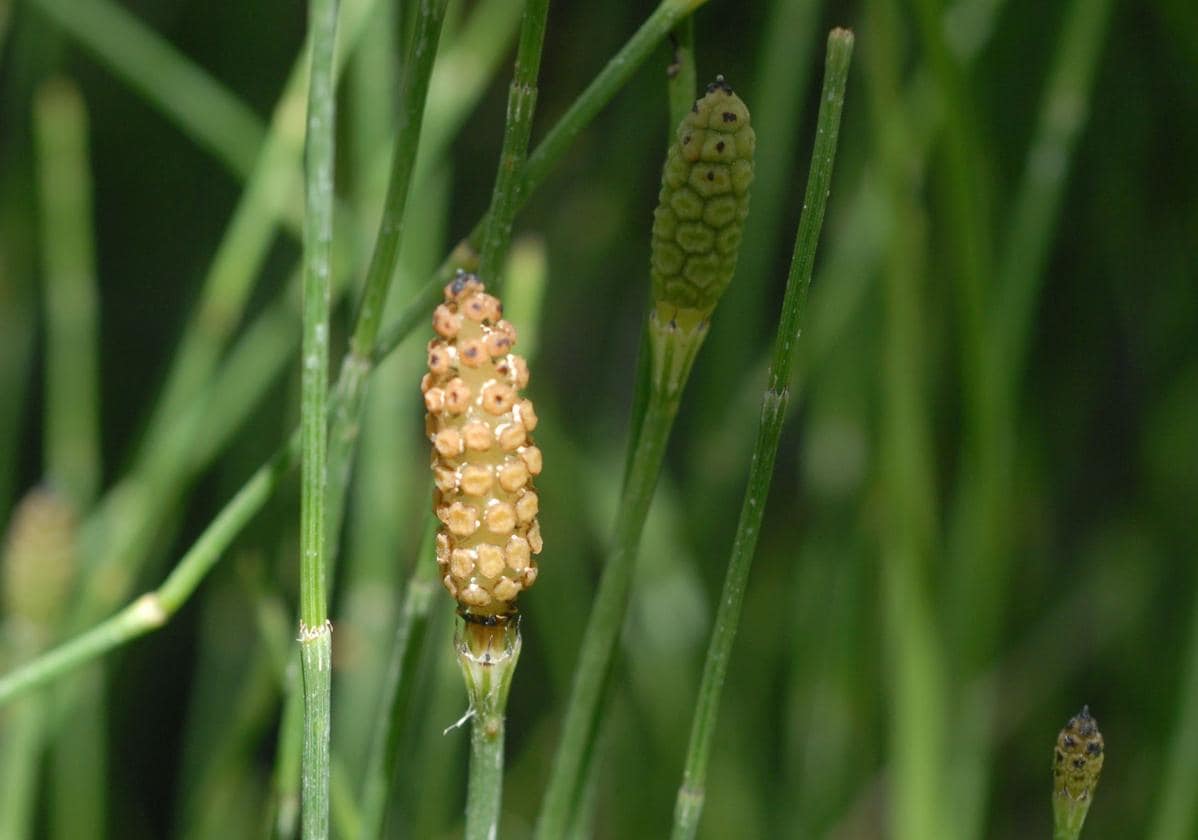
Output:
[863,1,948,837]
[671,29,853,840]
[534,388,682,839]
[477,0,551,286]
[298,0,339,836]
[910,0,992,425]
[0,679,46,838]
[35,77,100,507]
[468,712,507,840]
[1149,589,1198,840]
[618,12,694,478]
[458,618,522,840]
[6,83,102,839]
[665,16,696,136]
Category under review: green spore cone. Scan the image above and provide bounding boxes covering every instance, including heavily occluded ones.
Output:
[650,75,755,324]
[1053,705,1105,840]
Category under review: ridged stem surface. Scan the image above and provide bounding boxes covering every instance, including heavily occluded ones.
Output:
[298,0,338,835]
[477,0,550,284]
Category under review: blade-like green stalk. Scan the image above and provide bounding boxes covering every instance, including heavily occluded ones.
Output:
[297,0,339,835]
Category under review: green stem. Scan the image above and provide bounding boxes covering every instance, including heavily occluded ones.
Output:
[467,713,507,840]
[35,77,100,507]
[991,0,1115,385]
[665,16,696,137]
[670,29,853,840]
[48,669,106,840]
[1054,808,1088,840]
[910,0,992,437]
[619,11,695,481]
[298,0,339,836]
[533,384,684,839]
[0,698,45,838]
[299,630,334,840]
[458,617,522,840]
[476,0,551,286]
[1149,588,1198,840]
[863,1,949,837]
[519,0,708,205]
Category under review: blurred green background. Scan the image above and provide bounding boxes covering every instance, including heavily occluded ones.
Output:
[1,0,1196,837]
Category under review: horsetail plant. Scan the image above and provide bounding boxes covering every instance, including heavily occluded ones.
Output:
[536,76,755,840]
[1053,706,1105,840]
[425,272,543,839]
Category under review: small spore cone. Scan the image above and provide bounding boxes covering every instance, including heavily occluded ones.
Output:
[1054,705,1104,801]
[3,487,78,632]
[1052,705,1104,839]
[423,272,542,617]
[650,76,755,323]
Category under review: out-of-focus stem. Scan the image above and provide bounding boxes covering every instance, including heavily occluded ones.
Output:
[35,77,100,507]
[863,0,949,837]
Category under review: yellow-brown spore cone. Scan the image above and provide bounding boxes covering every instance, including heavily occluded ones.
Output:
[1054,705,1104,802]
[423,272,542,616]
